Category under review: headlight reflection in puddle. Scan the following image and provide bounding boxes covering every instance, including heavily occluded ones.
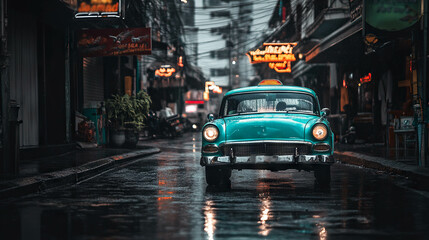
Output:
[204,200,217,240]
[258,194,272,236]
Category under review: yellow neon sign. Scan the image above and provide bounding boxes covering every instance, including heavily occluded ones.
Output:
[246,43,297,73]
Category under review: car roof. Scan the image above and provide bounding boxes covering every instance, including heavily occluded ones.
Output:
[224,85,317,97]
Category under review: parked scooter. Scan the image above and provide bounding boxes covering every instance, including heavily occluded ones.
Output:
[159,107,184,138]
[146,108,184,138]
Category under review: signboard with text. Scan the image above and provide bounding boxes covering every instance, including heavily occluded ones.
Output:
[78,28,151,57]
[75,0,122,18]
[365,0,421,32]
[348,0,362,22]
[246,43,297,73]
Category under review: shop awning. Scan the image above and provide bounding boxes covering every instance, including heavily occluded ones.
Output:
[185,65,205,89]
[305,17,363,64]
[292,61,328,79]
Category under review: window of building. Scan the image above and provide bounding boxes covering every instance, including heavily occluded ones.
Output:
[210,10,230,18]
[210,49,229,59]
[210,25,229,35]
[210,68,229,76]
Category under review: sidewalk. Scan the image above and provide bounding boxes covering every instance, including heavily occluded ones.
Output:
[0,143,160,199]
[335,142,429,188]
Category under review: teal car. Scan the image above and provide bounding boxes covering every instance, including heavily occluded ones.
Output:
[200,80,334,186]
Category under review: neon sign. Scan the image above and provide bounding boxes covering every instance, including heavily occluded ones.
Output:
[360,73,372,84]
[246,43,297,73]
[203,81,222,101]
[178,56,184,67]
[155,66,176,77]
[76,0,121,18]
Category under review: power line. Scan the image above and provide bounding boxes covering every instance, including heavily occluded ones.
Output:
[187,0,277,10]
[184,29,268,57]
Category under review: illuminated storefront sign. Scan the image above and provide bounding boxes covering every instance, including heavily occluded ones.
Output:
[76,0,122,18]
[78,28,151,57]
[155,66,176,77]
[178,56,184,67]
[246,43,297,73]
[203,81,222,101]
[365,0,421,31]
[360,73,372,84]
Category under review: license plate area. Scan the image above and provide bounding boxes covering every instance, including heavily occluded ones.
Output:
[218,155,295,163]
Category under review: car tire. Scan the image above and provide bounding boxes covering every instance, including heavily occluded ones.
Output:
[205,166,231,186]
[314,165,331,186]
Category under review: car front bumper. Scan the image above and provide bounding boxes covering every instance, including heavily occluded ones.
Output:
[200,154,334,170]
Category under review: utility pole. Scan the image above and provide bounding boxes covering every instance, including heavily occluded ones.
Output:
[227,23,232,90]
[0,0,10,176]
[421,0,428,167]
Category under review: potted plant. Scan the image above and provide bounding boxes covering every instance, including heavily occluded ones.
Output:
[106,91,151,147]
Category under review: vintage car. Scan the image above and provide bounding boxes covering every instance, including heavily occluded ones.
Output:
[200,79,334,186]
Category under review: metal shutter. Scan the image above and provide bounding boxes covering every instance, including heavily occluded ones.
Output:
[83,57,104,105]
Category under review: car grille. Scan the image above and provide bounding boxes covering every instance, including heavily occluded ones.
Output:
[221,142,312,156]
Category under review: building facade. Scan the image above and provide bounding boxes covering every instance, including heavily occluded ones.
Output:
[254,0,428,166]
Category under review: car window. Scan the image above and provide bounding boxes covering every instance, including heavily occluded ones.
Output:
[222,92,318,117]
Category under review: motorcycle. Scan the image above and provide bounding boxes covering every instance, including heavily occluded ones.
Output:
[146,109,184,138]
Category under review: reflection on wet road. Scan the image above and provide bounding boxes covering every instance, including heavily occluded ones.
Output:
[1,133,429,239]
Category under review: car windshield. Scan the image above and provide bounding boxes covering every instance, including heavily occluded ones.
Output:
[220,92,318,117]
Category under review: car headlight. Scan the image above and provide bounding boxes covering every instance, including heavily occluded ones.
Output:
[312,124,328,140]
[203,125,219,142]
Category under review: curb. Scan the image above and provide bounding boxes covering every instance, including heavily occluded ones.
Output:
[335,151,429,186]
[0,147,161,200]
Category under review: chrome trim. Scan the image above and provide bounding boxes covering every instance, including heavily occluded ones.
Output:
[225,90,316,98]
[202,144,219,153]
[221,140,313,145]
[200,154,334,166]
[220,91,320,118]
[313,143,331,152]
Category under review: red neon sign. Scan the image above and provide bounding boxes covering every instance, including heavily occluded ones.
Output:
[185,101,205,104]
[360,73,372,84]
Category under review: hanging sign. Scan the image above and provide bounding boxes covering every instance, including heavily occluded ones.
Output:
[348,0,362,22]
[78,28,151,57]
[360,73,372,84]
[155,65,176,77]
[76,0,122,18]
[365,0,421,32]
[246,43,297,73]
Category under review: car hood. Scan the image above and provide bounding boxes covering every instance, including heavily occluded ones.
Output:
[224,114,318,142]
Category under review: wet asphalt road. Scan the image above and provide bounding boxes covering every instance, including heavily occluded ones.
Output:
[1,133,429,240]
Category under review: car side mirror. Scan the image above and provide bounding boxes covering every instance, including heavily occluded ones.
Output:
[321,108,330,117]
[207,113,215,122]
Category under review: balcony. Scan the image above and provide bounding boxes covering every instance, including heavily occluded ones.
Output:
[305,7,349,39]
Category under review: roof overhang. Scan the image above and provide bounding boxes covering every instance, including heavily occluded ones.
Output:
[305,17,363,64]
[292,61,329,79]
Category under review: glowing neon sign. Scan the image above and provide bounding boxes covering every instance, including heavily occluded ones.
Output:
[155,66,176,77]
[246,43,297,73]
[76,0,121,18]
[360,73,372,84]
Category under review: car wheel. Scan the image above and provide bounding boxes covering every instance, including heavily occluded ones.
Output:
[314,165,331,186]
[205,166,231,186]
